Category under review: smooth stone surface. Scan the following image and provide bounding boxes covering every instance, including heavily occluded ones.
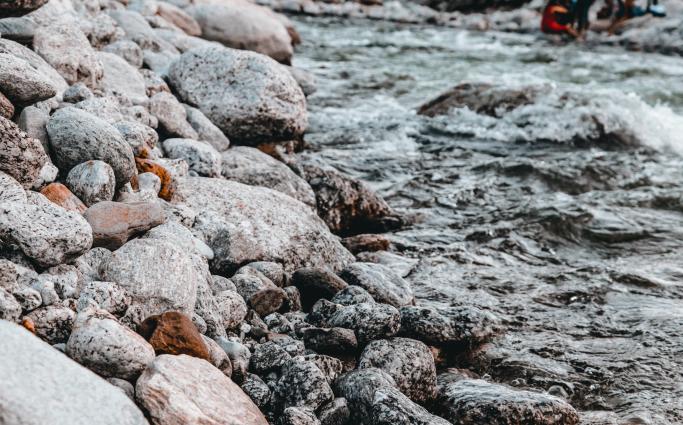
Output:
[17,106,49,152]
[399,305,501,347]
[84,201,165,250]
[40,182,87,213]
[24,303,76,344]
[0,115,48,189]
[232,268,287,317]
[102,40,144,69]
[77,281,130,316]
[136,354,269,425]
[274,356,334,412]
[291,268,348,311]
[214,289,248,330]
[0,38,68,95]
[168,46,307,145]
[0,52,55,106]
[66,160,116,207]
[339,262,414,308]
[163,138,221,177]
[148,91,198,139]
[138,311,209,360]
[97,51,147,104]
[302,326,358,355]
[183,104,230,152]
[327,302,401,344]
[331,285,376,306]
[0,320,149,425]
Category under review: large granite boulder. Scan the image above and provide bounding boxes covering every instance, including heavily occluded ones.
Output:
[168,46,307,145]
[0,320,148,425]
[173,177,353,274]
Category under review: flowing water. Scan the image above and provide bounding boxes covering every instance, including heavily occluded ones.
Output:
[293,17,683,424]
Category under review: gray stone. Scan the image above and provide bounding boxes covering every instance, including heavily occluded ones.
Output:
[303,353,344,384]
[33,23,104,88]
[318,398,350,425]
[102,40,144,69]
[371,386,452,425]
[25,303,76,344]
[201,334,233,377]
[0,52,55,106]
[328,302,401,345]
[136,354,269,425]
[0,171,26,203]
[282,286,302,313]
[242,373,271,409]
[0,320,148,425]
[280,407,321,425]
[275,356,334,412]
[334,368,396,425]
[399,305,501,347]
[77,281,130,316]
[0,17,34,43]
[358,337,436,404]
[66,309,155,379]
[97,51,147,104]
[47,107,136,187]
[74,96,124,124]
[140,68,170,97]
[221,146,315,207]
[331,286,375,306]
[250,340,291,373]
[108,377,136,400]
[339,263,414,308]
[163,138,221,177]
[148,91,198,139]
[215,289,248,330]
[157,1,201,36]
[108,9,178,54]
[73,247,112,283]
[66,160,116,207]
[210,275,236,293]
[42,263,83,300]
[0,192,92,267]
[168,46,307,145]
[0,115,48,189]
[63,82,93,103]
[0,287,21,321]
[173,177,353,274]
[183,104,230,152]
[0,38,68,95]
[114,120,158,156]
[18,106,50,152]
[215,337,251,384]
[0,90,14,119]
[292,268,348,311]
[30,276,59,306]
[302,327,357,355]
[232,267,287,317]
[287,66,317,97]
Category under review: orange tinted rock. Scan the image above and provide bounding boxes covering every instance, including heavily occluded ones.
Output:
[138,311,210,361]
[342,234,391,254]
[21,317,35,334]
[135,158,174,201]
[40,183,87,213]
[83,200,165,250]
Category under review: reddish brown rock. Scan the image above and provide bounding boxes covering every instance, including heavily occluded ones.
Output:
[83,201,165,250]
[342,234,391,254]
[135,158,175,201]
[138,311,210,361]
[40,183,87,213]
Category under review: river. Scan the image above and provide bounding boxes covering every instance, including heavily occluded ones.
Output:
[293,16,683,424]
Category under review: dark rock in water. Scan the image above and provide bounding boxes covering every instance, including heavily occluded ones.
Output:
[250,340,291,373]
[242,373,272,410]
[418,82,537,118]
[84,201,165,251]
[0,0,48,18]
[339,262,414,308]
[302,161,403,236]
[434,370,580,425]
[138,311,210,360]
[280,406,321,425]
[358,337,437,404]
[416,0,529,13]
[328,302,401,344]
[302,327,358,355]
[274,356,334,412]
[318,397,351,425]
[292,268,348,311]
[399,305,501,347]
[341,234,390,254]
[331,286,376,306]
[0,116,47,189]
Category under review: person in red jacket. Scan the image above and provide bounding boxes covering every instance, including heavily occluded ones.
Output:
[541,0,580,37]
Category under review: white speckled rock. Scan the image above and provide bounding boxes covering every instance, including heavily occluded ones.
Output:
[0,192,92,267]
[221,146,315,207]
[183,105,230,152]
[0,320,149,425]
[168,46,307,145]
[99,238,200,322]
[136,354,268,425]
[214,290,247,330]
[66,160,116,207]
[0,288,21,322]
[0,116,48,190]
[339,262,414,308]
[97,51,147,105]
[77,280,130,316]
[173,177,353,274]
[0,52,56,106]
[0,38,68,96]
[162,138,221,177]
[66,309,155,380]
[0,171,27,204]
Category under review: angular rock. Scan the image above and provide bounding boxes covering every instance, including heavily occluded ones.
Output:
[302,327,358,355]
[148,91,198,139]
[358,337,436,404]
[0,52,56,106]
[221,146,315,207]
[47,107,136,187]
[328,302,400,344]
[0,171,26,204]
[0,320,148,425]
[418,83,536,118]
[136,354,268,425]
[242,373,271,409]
[168,46,307,145]
[281,407,321,425]
[174,177,353,274]
[0,192,92,267]
[186,0,292,64]
[282,286,303,313]
[435,371,580,425]
[84,201,165,250]
[0,115,48,189]
[399,305,501,347]
[66,160,116,207]
[138,311,209,360]
[40,182,87,213]
[183,104,230,152]
[331,286,376,306]
[33,23,104,88]
[318,398,351,425]
[292,268,348,312]
[163,138,221,177]
[339,262,414,308]
[66,309,156,380]
[97,51,147,104]
[275,356,334,412]
[25,303,76,344]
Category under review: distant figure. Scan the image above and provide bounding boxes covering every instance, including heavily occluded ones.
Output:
[574,0,595,37]
[541,0,579,37]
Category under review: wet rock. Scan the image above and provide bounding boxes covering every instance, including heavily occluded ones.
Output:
[302,162,402,235]
[399,305,500,347]
[0,52,56,106]
[138,311,210,360]
[242,373,272,409]
[47,107,136,187]
[342,234,390,254]
[174,177,353,274]
[318,397,351,425]
[275,356,334,412]
[168,46,307,145]
[232,267,288,317]
[221,146,315,207]
[281,407,321,425]
[358,337,436,404]
[434,371,580,425]
[186,0,293,64]
[33,23,103,89]
[25,303,76,344]
[0,287,22,321]
[40,182,87,213]
[0,115,48,189]
[100,238,200,320]
[339,263,414,308]
[287,66,317,97]
[148,91,198,139]
[0,192,92,267]
[136,354,269,425]
[290,268,349,312]
[418,83,538,118]
[66,160,116,207]
[77,280,130,315]
[0,0,47,18]
[329,302,400,344]
[97,51,147,104]
[215,290,248,330]
[0,320,148,425]
[250,340,291,373]
[163,138,221,177]
[66,309,155,380]
[302,326,358,355]
[331,286,376,306]
[84,201,165,250]
[183,104,230,152]
[216,337,251,384]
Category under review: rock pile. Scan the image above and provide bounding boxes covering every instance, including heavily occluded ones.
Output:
[0,0,580,424]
